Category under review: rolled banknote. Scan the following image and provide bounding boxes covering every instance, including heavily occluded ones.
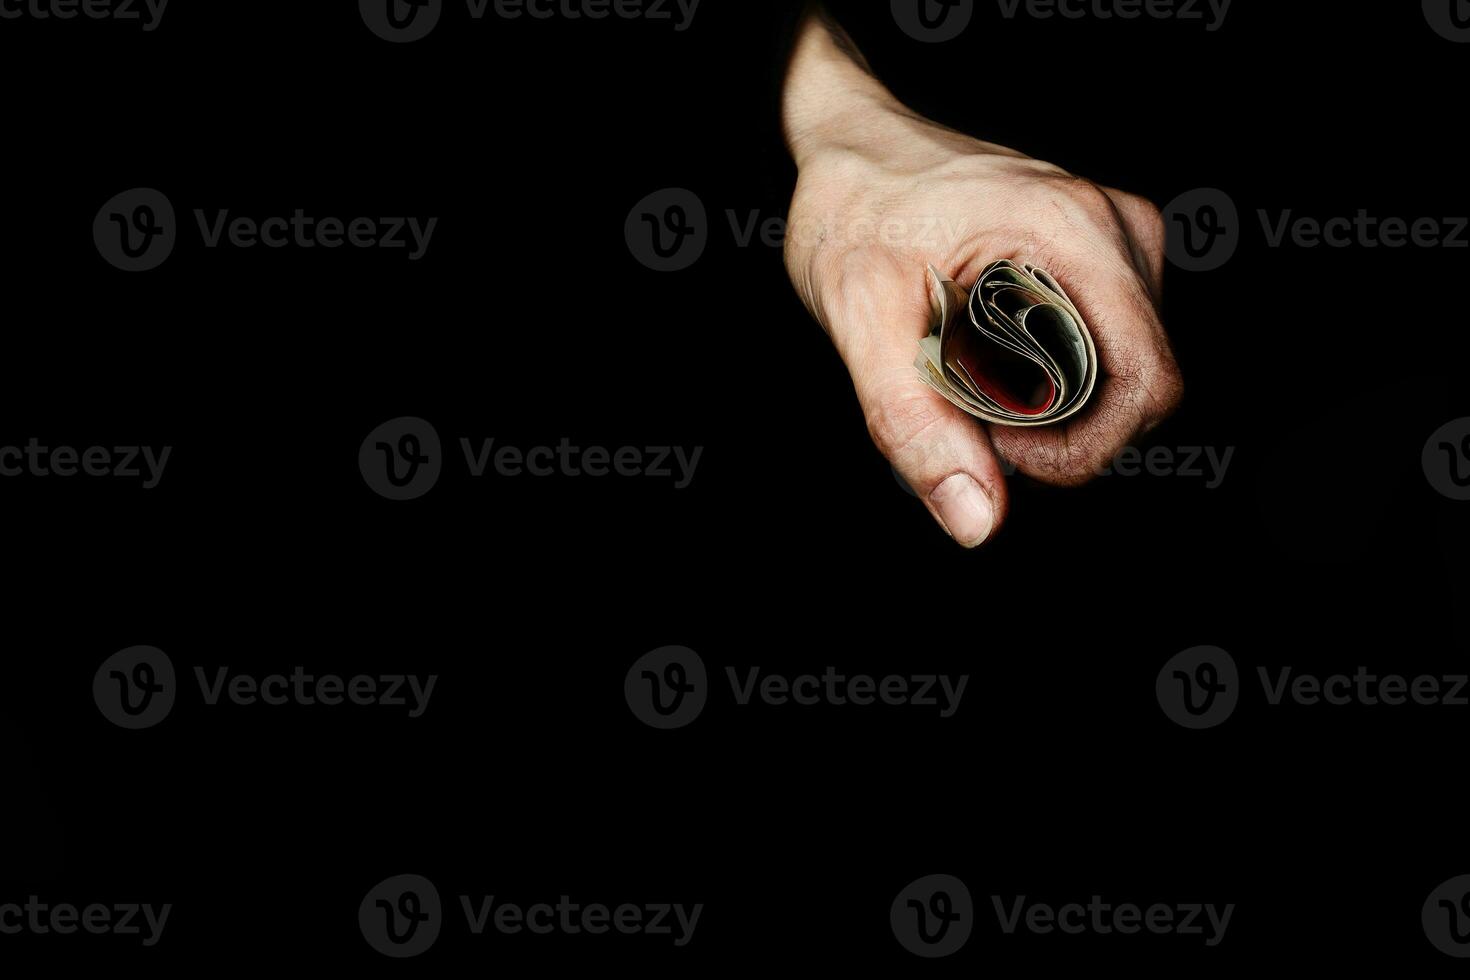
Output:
[916,260,1097,426]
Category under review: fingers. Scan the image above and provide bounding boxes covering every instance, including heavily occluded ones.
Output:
[793,177,1181,505]
[991,243,1183,485]
[826,262,1011,547]
[1101,185,1167,304]
[858,364,1011,543]
[865,373,1011,547]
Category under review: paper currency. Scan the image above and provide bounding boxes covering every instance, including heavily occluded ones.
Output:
[916,260,1097,426]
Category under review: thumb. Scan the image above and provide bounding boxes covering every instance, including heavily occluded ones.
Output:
[835,275,1011,548]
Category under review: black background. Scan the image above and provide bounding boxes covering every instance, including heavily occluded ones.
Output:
[2,0,1467,970]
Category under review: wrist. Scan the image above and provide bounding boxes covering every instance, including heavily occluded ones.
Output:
[781,8,1032,179]
[781,8,905,168]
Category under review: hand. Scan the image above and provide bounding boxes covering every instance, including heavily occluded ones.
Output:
[781,6,1183,548]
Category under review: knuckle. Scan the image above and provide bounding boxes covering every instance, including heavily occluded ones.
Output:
[1146,354,1186,421]
[1047,175,1116,222]
[1124,194,1167,250]
[833,243,901,281]
[1138,196,1165,233]
[817,245,902,320]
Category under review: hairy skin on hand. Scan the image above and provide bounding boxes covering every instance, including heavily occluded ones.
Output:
[781,4,1183,547]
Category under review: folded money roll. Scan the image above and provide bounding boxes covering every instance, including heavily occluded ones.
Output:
[916,260,1098,426]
